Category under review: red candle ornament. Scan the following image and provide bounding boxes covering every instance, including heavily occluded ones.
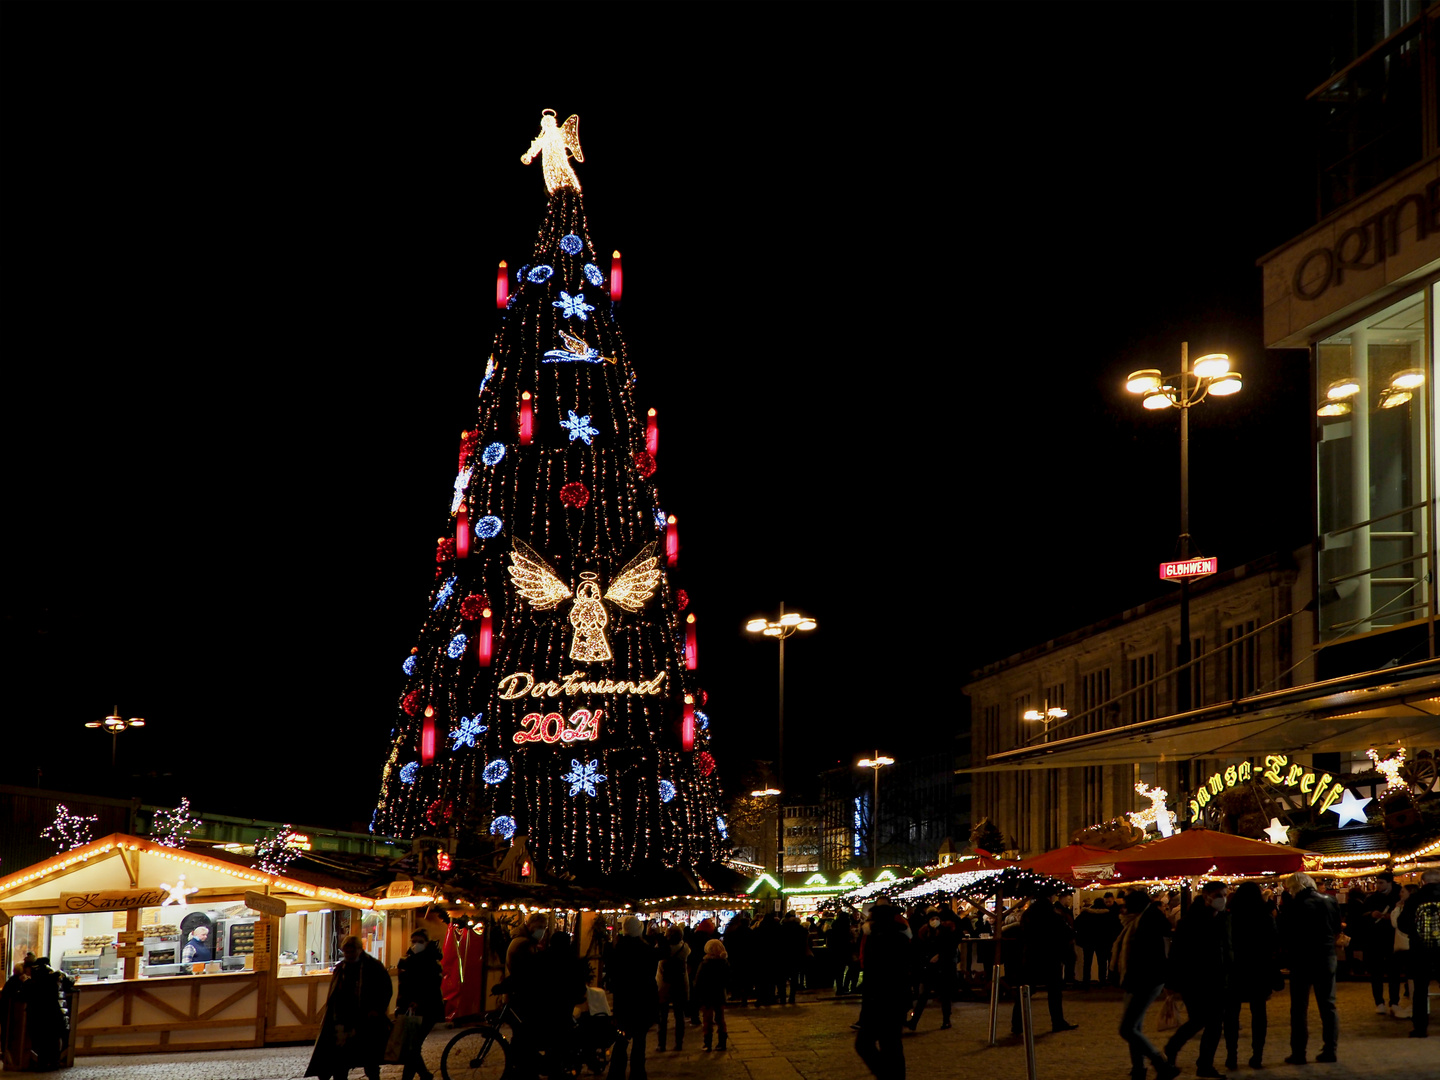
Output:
[610,250,623,302]
[646,408,658,457]
[495,260,509,309]
[477,607,494,666]
[456,503,470,559]
[421,706,437,764]
[682,693,695,752]
[666,514,679,567]
[685,613,698,670]
[519,391,533,445]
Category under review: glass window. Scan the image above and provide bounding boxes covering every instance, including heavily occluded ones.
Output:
[1317,290,1432,640]
[50,912,124,982]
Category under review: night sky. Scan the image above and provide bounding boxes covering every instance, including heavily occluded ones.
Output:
[3,6,1336,830]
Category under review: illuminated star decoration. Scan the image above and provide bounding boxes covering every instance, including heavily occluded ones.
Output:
[451,468,472,513]
[559,410,599,445]
[562,758,606,797]
[1327,787,1373,828]
[552,291,595,321]
[158,873,198,907]
[450,715,485,751]
[1263,817,1291,845]
[1125,783,1177,838]
[1366,745,1407,794]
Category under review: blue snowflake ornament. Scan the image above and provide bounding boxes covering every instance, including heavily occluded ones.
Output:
[482,442,506,466]
[560,411,599,445]
[560,234,583,254]
[552,291,595,321]
[483,758,510,785]
[402,654,417,676]
[451,715,485,750]
[583,263,604,286]
[433,576,457,611]
[400,761,419,785]
[562,758,606,797]
[475,515,504,539]
[659,780,676,803]
[491,815,516,840]
[447,634,468,659]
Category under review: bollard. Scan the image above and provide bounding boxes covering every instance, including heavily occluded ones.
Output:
[1020,984,1037,1080]
[988,962,1000,1045]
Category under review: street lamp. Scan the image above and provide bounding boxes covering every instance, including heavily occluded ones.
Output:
[745,604,817,901]
[84,705,145,769]
[857,753,894,868]
[1125,342,1242,714]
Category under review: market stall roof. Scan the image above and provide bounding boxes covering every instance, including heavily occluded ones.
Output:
[1017,843,1125,882]
[0,833,375,915]
[935,854,1018,874]
[1072,829,1320,882]
[966,659,1440,771]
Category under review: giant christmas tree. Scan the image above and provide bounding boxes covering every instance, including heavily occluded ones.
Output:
[373,111,726,878]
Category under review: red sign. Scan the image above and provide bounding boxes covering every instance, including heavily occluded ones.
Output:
[1159,557,1218,581]
[513,708,603,745]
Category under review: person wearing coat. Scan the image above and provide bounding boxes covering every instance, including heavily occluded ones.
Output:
[685,919,719,1025]
[854,900,911,1080]
[655,926,690,1051]
[1224,881,1280,1070]
[1113,890,1179,1080]
[608,916,660,1080]
[396,929,444,1080]
[1010,894,1078,1034]
[906,908,958,1030]
[306,936,392,1080]
[1361,872,1401,1013]
[505,912,549,1080]
[1278,872,1342,1063]
[751,913,783,1006]
[722,912,753,1007]
[1162,881,1233,1078]
[1396,868,1440,1038]
[693,939,730,1051]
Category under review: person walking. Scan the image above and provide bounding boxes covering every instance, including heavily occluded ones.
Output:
[607,917,659,1080]
[1010,894,1079,1034]
[779,912,809,1004]
[655,926,690,1051]
[906,908,957,1030]
[305,936,392,1080]
[1396,867,1440,1038]
[505,912,549,1079]
[396,929,444,1080]
[1075,897,1116,989]
[752,912,782,1006]
[1225,881,1280,1069]
[1278,872,1342,1063]
[1388,884,1415,1019]
[1362,872,1401,1014]
[827,911,854,996]
[693,939,730,1051]
[686,919,718,1027]
[723,912,752,1008]
[854,899,910,1080]
[1162,881,1232,1078]
[1113,890,1179,1080]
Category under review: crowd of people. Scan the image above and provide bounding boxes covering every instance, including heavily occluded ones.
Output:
[292,865,1439,1080]
[0,952,76,1071]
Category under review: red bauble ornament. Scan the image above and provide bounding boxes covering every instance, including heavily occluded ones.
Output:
[676,589,689,611]
[460,594,488,620]
[633,450,656,479]
[698,751,716,777]
[436,538,456,562]
[559,481,591,509]
[402,691,421,716]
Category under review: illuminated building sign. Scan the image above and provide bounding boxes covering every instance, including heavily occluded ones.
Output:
[1159,557,1218,581]
[1189,755,1347,820]
[513,708,603,745]
[497,671,666,700]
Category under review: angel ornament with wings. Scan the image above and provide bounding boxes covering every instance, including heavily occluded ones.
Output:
[521,110,584,194]
[509,539,662,662]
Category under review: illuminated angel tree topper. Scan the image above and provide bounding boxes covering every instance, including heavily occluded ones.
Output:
[373,111,727,877]
[41,803,99,852]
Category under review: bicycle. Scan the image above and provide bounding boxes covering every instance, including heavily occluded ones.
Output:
[441,996,518,1080]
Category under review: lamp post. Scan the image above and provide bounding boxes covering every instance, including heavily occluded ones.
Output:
[857,753,894,868]
[1125,344,1242,715]
[745,605,817,903]
[84,705,146,769]
[1023,701,1068,742]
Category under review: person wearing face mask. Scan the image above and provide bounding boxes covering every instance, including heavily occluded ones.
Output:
[305,936,392,1080]
[905,908,957,1030]
[1361,872,1399,1014]
[395,930,443,1080]
[1161,881,1232,1079]
[505,912,549,1080]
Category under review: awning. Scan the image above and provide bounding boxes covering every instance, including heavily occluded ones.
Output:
[967,659,1440,771]
[1071,829,1318,881]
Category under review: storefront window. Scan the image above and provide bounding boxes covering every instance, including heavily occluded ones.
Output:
[6,915,49,975]
[1316,289,1432,640]
[50,911,123,982]
[278,909,337,976]
[135,901,256,977]
[361,911,386,968]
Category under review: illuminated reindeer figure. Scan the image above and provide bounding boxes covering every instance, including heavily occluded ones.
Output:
[521,110,584,194]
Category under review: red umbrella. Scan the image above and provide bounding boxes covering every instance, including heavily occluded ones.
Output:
[1074,829,1317,881]
[932,853,1018,876]
[1017,843,1122,882]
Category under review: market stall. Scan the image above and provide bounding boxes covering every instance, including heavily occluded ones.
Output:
[0,833,381,1059]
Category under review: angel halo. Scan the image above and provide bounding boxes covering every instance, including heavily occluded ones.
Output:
[508,539,662,662]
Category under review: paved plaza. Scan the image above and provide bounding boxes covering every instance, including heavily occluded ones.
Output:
[24,980,1435,1080]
